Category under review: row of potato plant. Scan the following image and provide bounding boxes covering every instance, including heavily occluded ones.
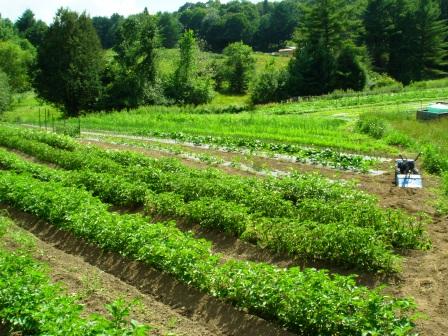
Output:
[0,215,150,335]
[30,129,430,248]
[0,128,429,267]
[0,147,397,271]
[0,172,417,335]
[0,142,421,272]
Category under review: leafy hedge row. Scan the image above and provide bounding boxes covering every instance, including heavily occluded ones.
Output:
[0,216,150,335]
[145,191,398,271]
[0,173,417,335]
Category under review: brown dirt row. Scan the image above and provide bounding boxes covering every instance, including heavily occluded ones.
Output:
[0,214,219,336]
[1,206,295,336]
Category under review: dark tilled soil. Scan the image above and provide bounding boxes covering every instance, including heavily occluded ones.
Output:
[1,206,294,336]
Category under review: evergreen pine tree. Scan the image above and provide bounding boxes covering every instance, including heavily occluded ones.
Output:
[15,9,35,34]
[364,0,394,72]
[334,45,367,91]
[289,0,363,96]
[35,9,103,116]
[386,0,415,83]
[410,0,448,80]
[441,0,448,20]
[223,42,255,94]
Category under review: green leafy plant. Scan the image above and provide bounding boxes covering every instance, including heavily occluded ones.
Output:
[0,127,430,273]
[0,174,418,335]
[0,216,151,336]
[356,113,389,139]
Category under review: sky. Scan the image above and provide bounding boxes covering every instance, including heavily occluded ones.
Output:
[0,0,259,24]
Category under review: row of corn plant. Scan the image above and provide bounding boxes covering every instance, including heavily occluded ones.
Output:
[0,172,417,335]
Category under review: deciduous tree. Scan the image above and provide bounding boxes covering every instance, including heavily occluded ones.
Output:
[223,42,255,94]
[0,40,35,92]
[106,11,161,109]
[166,30,214,104]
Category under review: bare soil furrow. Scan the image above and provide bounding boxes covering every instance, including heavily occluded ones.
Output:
[2,206,295,336]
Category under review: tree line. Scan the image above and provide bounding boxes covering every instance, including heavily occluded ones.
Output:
[0,0,447,116]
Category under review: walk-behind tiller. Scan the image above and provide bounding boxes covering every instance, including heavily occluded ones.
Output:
[395,153,422,188]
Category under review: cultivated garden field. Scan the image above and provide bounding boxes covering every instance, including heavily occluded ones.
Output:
[1,0,448,334]
[1,78,448,335]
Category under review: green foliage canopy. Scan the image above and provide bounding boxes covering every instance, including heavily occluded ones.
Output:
[223,42,255,94]
[0,40,35,92]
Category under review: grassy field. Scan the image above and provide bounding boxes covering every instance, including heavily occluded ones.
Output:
[2,77,447,162]
[2,92,61,123]
[157,48,290,78]
[67,109,394,154]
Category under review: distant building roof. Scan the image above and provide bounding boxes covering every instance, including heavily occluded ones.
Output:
[278,47,296,53]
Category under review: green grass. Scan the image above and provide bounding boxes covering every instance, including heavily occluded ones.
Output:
[389,116,448,157]
[1,92,61,124]
[3,77,448,159]
[253,51,290,72]
[206,93,249,106]
[157,48,289,79]
[69,109,394,154]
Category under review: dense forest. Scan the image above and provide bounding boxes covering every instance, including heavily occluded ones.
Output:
[0,0,447,116]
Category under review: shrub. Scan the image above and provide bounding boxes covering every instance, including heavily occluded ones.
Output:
[0,71,11,113]
[422,145,448,175]
[356,113,388,139]
[384,131,415,148]
[250,61,288,104]
[367,72,403,92]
